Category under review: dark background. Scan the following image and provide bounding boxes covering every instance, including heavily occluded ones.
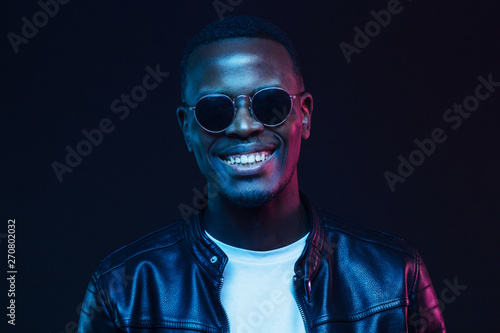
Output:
[1,0,499,332]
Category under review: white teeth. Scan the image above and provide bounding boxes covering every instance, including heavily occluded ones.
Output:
[223,151,273,165]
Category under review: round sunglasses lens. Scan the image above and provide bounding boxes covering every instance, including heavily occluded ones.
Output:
[195,96,234,132]
[251,89,292,126]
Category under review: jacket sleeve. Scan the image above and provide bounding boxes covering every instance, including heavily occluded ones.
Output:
[78,275,117,333]
[407,252,446,332]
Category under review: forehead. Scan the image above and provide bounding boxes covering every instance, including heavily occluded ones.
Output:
[185,37,297,102]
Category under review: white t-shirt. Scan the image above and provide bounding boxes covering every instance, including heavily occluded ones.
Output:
[206,231,308,333]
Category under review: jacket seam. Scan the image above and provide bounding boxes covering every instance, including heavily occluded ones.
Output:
[421,303,440,314]
[92,274,115,324]
[414,283,432,294]
[409,249,420,332]
[312,297,408,325]
[410,249,420,300]
[117,318,219,331]
[100,219,183,261]
[97,237,184,279]
[323,224,416,259]
[318,208,403,241]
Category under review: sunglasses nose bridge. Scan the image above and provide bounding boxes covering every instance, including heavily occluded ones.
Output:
[225,94,264,136]
[232,94,256,123]
[233,94,252,111]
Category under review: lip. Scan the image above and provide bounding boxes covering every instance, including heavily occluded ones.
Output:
[218,142,276,155]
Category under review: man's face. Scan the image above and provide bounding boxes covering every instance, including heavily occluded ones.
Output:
[178,37,312,207]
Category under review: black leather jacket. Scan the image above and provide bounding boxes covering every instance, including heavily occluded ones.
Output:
[79,194,446,332]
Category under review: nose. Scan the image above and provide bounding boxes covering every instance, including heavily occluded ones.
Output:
[224,95,264,137]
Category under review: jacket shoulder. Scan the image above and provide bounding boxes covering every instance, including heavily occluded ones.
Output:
[93,218,185,279]
[318,207,416,259]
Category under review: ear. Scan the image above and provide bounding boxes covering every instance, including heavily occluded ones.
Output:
[176,106,192,152]
[299,92,313,140]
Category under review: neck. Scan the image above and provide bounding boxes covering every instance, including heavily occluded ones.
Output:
[202,177,309,251]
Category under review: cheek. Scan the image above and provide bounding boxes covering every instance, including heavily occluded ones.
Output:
[188,120,215,171]
[286,130,302,159]
[283,117,303,158]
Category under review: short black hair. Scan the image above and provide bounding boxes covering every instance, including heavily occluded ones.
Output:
[180,15,303,102]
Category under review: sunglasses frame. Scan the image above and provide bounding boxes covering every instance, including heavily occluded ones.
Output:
[187,87,303,133]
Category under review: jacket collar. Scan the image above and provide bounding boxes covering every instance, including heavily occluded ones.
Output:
[183,191,325,292]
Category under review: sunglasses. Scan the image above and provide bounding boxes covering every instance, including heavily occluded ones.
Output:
[187,87,303,133]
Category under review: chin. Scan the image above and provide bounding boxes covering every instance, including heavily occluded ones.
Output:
[220,188,278,208]
[220,170,296,208]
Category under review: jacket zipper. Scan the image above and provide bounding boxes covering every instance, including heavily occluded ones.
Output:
[218,277,230,333]
[293,276,311,333]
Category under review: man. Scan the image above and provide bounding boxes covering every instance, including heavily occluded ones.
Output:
[79,16,446,332]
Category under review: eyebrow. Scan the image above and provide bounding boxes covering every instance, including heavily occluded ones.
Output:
[194,84,284,102]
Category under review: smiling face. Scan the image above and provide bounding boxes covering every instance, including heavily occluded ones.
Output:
[178,37,312,207]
